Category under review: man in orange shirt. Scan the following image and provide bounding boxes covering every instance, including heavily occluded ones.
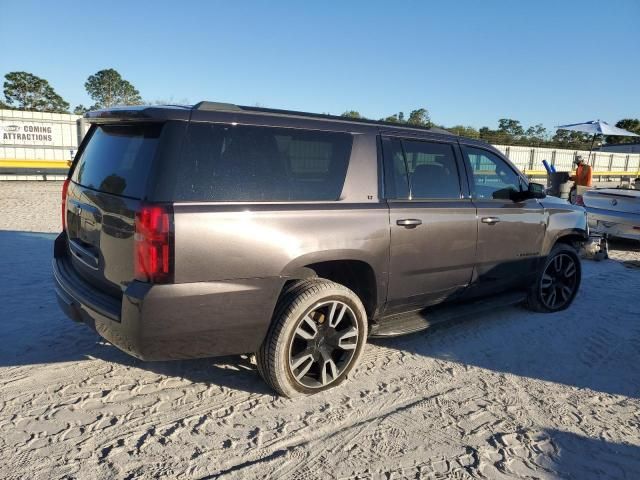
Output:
[570,155,593,187]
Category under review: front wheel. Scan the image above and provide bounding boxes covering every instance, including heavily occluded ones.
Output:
[525,244,581,312]
[256,279,368,398]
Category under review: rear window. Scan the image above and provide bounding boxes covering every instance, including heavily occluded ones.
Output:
[72,124,162,199]
[169,123,353,201]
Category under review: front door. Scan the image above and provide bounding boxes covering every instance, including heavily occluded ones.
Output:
[460,144,546,293]
[382,136,478,314]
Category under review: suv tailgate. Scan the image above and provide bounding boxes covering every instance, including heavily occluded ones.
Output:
[64,123,163,295]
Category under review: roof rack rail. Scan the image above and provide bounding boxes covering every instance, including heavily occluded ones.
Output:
[192,100,454,136]
[193,101,244,112]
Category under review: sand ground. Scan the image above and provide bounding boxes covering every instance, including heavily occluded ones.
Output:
[0,181,639,479]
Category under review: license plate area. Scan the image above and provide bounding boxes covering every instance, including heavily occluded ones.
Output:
[67,199,102,269]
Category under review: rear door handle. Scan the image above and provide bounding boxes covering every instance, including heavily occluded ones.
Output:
[396,219,422,228]
[481,216,500,225]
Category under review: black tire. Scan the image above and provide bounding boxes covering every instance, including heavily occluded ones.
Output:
[525,244,581,313]
[256,279,368,398]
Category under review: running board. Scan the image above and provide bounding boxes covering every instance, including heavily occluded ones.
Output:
[370,291,526,337]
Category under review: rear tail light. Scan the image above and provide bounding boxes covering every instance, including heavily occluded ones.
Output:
[575,195,584,206]
[134,205,173,283]
[61,177,70,231]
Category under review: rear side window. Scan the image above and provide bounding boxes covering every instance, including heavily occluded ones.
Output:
[171,123,353,201]
[72,124,162,199]
[381,138,410,199]
[382,138,461,200]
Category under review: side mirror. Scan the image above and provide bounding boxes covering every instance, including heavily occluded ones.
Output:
[528,182,546,199]
[509,182,546,202]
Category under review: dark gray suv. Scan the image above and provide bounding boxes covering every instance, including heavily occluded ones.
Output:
[53,102,588,397]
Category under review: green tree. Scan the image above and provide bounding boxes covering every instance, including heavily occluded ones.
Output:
[479,126,491,137]
[73,104,88,115]
[341,110,363,119]
[407,108,431,128]
[606,118,640,144]
[524,124,548,145]
[448,125,480,138]
[381,109,433,127]
[85,69,142,109]
[478,126,511,144]
[381,111,404,123]
[551,129,591,149]
[3,71,70,113]
[382,109,432,127]
[497,118,524,137]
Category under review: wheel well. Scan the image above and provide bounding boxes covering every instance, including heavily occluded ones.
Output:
[293,260,378,319]
[555,234,586,252]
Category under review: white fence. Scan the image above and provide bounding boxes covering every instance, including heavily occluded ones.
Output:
[493,144,640,178]
[1,107,639,180]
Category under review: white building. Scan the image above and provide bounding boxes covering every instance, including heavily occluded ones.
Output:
[0,109,88,173]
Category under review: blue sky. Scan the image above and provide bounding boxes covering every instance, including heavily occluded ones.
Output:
[1,0,638,131]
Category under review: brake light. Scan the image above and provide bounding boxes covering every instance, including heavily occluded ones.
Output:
[61,178,70,231]
[134,205,173,283]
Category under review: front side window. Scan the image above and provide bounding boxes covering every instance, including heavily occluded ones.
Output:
[462,146,522,200]
[382,138,461,200]
[172,123,353,201]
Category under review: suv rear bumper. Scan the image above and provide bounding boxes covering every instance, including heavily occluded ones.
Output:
[53,236,284,361]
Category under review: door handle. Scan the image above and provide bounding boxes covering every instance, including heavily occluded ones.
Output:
[396,219,422,228]
[481,216,500,225]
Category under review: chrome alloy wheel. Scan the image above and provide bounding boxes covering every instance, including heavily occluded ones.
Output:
[288,300,360,388]
[540,253,578,310]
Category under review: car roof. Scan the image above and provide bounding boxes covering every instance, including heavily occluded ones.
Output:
[83,102,513,174]
[85,101,455,133]
[194,102,457,135]
[84,101,502,151]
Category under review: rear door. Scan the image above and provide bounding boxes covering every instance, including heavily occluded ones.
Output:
[65,123,168,295]
[382,136,477,313]
[460,144,546,292]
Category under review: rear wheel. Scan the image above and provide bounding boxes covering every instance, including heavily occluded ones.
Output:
[526,244,581,312]
[256,279,367,397]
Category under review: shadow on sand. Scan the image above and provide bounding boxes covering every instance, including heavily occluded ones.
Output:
[0,230,273,395]
[372,287,639,399]
[1,229,639,399]
[518,428,640,480]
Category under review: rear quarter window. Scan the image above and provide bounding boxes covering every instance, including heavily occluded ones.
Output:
[166,123,353,202]
[72,124,162,199]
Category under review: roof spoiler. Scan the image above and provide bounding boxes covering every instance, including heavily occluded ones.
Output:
[84,105,191,123]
